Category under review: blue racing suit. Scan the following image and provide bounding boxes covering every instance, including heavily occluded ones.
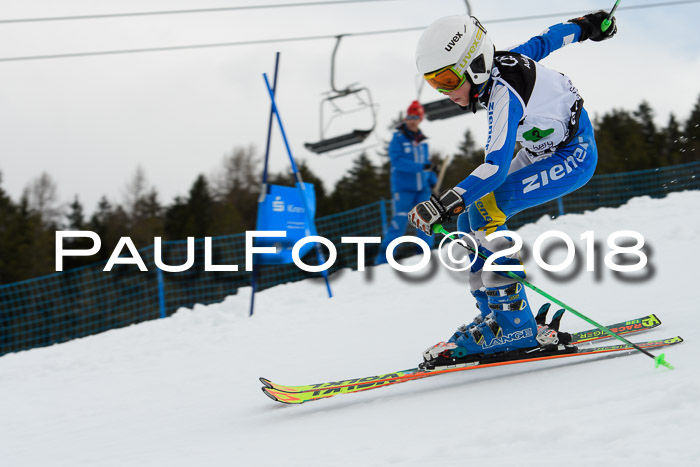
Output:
[455,22,597,234]
[444,22,600,353]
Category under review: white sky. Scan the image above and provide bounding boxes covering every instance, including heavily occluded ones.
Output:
[1,0,699,216]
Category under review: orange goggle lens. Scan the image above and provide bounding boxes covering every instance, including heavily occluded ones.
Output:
[424,66,466,92]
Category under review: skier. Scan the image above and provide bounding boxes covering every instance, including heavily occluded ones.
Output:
[375,100,437,265]
[408,11,617,368]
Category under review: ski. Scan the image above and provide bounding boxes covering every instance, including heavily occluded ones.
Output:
[568,314,660,344]
[261,336,682,404]
[260,314,661,394]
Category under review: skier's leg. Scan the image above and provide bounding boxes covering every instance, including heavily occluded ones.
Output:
[455,212,489,322]
[452,144,531,323]
[475,228,539,349]
[434,110,598,359]
[446,225,540,354]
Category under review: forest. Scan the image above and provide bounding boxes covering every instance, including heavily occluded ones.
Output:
[1,96,698,284]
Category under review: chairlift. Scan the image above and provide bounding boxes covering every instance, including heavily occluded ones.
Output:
[304,35,377,155]
[423,98,473,121]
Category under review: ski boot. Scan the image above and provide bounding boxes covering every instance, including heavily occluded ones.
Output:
[462,287,490,330]
[420,288,489,365]
[420,283,541,370]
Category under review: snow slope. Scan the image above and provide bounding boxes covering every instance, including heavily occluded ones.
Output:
[1,192,699,467]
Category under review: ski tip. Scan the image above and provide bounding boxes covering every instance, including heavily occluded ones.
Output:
[262,387,279,402]
[259,377,273,389]
[654,353,675,370]
[262,387,303,404]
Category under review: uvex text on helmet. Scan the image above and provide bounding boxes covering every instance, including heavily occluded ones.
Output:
[415,15,495,86]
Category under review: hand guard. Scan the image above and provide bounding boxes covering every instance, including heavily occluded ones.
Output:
[569,10,617,42]
[407,189,466,236]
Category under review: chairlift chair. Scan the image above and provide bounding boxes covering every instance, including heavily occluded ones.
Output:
[304,36,377,155]
[423,98,473,121]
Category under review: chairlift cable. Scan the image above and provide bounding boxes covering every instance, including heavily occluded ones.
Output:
[1,1,697,63]
[0,0,406,24]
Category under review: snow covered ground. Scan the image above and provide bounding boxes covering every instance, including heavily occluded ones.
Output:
[1,192,699,467]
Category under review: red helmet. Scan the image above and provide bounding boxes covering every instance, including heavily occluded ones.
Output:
[406,100,424,120]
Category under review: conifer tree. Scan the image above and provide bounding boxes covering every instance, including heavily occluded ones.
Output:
[440,128,481,190]
[329,153,388,212]
[0,172,20,283]
[684,94,700,162]
[164,175,214,239]
[62,196,96,270]
[661,114,685,166]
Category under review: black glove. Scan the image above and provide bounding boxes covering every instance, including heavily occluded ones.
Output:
[569,10,617,42]
[423,163,438,173]
[408,189,466,236]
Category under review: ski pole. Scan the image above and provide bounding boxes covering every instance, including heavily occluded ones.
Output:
[433,224,674,370]
[601,0,621,32]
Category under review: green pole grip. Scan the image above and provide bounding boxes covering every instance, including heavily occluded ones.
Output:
[602,0,622,33]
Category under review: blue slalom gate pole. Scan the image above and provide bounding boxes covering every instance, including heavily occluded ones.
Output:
[250,52,281,317]
[263,72,333,298]
[260,53,280,189]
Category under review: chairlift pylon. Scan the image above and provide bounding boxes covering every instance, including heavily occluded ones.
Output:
[304,35,377,155]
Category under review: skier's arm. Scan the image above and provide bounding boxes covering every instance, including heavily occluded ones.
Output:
[508,22,583,61]
[453,84,523,206]
[390,133,426,173]
[511,11,617,61]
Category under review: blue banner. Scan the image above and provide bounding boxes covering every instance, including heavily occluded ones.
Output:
[254,183,317,265]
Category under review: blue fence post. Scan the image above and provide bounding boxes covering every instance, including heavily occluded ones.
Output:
[378,199,388,236]
[156,268,167,319]
[557,197,565,216]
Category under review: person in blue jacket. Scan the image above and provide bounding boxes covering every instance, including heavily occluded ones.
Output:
[375,101,437,265]
[407,11,617,368]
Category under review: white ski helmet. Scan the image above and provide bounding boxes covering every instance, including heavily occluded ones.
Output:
[416,15,494,90]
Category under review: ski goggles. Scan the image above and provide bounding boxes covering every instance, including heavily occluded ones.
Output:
[423,65,467,93]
